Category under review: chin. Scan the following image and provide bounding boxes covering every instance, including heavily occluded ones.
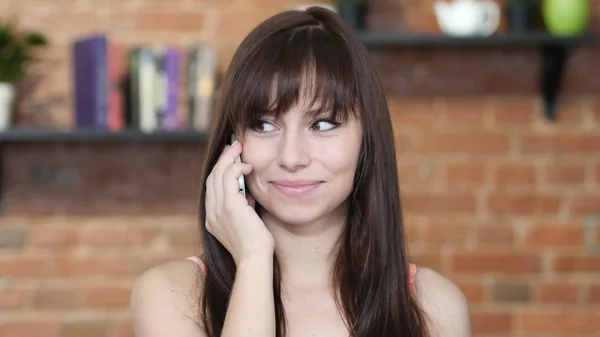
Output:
[256,194,348,227]
[258,200,325,225]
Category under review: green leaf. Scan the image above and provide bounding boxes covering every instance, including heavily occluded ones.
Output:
[0,17,49,83]
[26,32,48,46]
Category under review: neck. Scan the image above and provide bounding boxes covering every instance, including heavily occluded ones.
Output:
[259,204,347,290]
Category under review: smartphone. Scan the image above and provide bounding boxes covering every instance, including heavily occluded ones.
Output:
[230,134,247,198]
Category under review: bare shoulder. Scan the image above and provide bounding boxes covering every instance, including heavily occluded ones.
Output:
[130,259,206,337]
[413,266,472,337]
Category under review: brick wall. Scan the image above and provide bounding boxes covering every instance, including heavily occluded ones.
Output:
[1,0,600,336]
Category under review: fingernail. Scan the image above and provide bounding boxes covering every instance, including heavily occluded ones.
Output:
[232,140,238,146]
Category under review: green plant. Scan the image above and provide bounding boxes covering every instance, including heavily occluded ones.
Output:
[0,16,48,83]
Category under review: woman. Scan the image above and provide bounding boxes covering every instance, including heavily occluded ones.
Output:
[131,6,472,337]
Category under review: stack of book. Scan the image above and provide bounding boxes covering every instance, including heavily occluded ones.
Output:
[72,34,218,133]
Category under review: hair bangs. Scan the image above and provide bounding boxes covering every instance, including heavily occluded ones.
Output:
[229,23,361,133]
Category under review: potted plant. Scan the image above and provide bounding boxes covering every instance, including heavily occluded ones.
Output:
[337,0,369,31]
[0,17,48,130]
[542,0,591,36]
[506,0,537,33]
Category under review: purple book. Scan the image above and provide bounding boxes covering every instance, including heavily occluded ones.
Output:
[73,34,108,129]
[163,48,180,131]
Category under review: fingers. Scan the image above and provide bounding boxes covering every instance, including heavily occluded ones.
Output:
[213,141,242,208]
[205,173,215,227]
[222,162,252,209]
[213,141,242,175]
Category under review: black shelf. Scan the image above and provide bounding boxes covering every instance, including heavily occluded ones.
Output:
[358,31,596,47]
[357,31,598,120]
[0,128,210,143]
[0,128,210,212]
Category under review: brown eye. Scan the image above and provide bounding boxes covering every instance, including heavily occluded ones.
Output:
[251,120,276,132]
[310,119,340,131]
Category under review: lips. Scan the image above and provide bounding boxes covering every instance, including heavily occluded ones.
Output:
[270,180,323,197]
[270,180,323,187]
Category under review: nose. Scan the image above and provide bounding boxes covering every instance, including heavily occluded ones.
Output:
[276,131,311,171]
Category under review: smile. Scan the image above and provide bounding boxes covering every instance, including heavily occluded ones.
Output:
[270,180,324,198]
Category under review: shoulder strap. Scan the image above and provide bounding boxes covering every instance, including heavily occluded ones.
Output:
[187,256,206,274]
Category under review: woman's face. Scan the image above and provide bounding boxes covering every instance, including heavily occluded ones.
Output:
[240,98,363,226]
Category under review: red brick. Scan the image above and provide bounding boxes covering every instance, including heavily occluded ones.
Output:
[134,12,205,32]
[409,250,443,272]
[537,283,581,303]
[452,252,541,274]
[491,281,532,302]
[403,221,421,244]
[0,226,27,250]
[114,320,134,337]
[403,193,476,214]
[554,255,600,273]
[393,131,413,154]
[82,286,131,308]
[59,257,135,277]
[490,98,535,126]
[590,284,600,303]
[472,312,512,334]
[571,194,600,213]
[33,287,78,309]
[404,5,441,32]
[138,0,194,10]
[475,224,515,246]
[168,227,199,247]
[487,194,561,214]
[422,221,470,245]
[545,164,586,184]
[0,289,26,309]
[441,98,485,126]
[217,9,285,40]
[524,223,584,246]
[521,133,600,153]
[80,225,132,247]
[491,164,536,185]
[61,321,108,337]
[443,164,484,186]
[237,0,285,8]
[0,321,61,337]
[419,133,509,154]
[29,225,77,248]
[454,281,485,303]
[552,100,584,125]
[19,12,104,32]
[0,255,57,278]
[517,310,598,334]
[397,163,438,186]
[389,98,439,127]
[137,227,162,245]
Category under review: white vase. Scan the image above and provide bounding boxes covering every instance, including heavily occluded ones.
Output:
[0,82,15,131]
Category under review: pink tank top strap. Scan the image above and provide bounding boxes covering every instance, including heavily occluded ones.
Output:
[408,263,417,295]
[187,256,206,274]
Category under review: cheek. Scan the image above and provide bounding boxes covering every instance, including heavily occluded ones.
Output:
[240,141,275,189]
[240,141,274,167]
[318,140,361,173]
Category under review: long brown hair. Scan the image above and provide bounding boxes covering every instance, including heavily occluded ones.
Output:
[197,7,429,337]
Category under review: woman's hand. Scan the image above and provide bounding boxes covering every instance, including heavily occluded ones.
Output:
[204,140,275,265]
